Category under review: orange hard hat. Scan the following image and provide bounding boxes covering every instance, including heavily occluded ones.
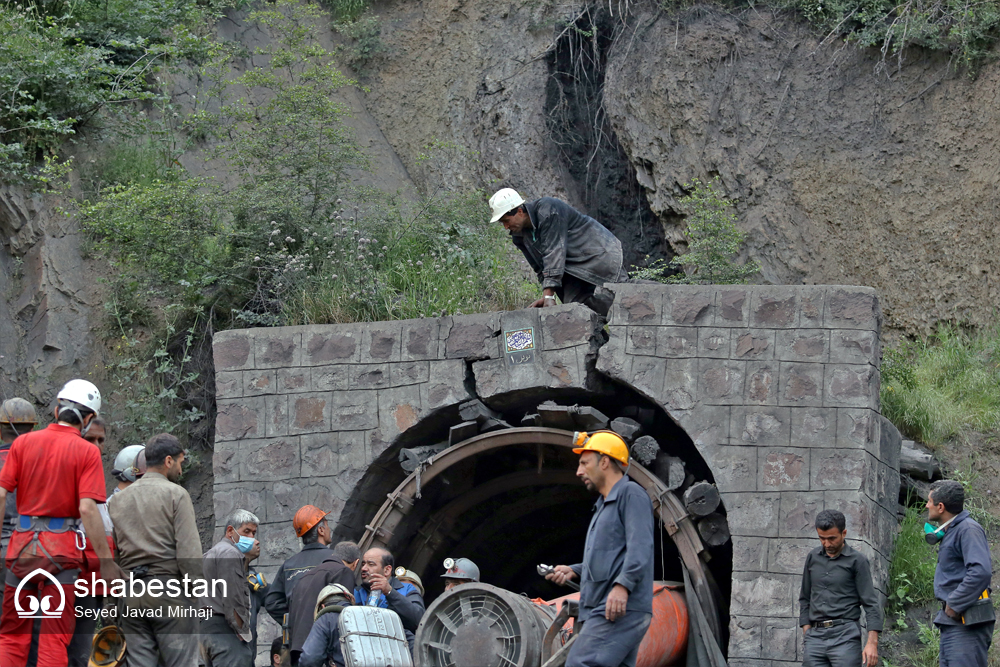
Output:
[293,505,330,537]
[572,430,629,466]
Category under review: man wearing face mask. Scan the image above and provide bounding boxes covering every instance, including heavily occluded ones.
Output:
[201,509,260,667]
[926,480,994,667]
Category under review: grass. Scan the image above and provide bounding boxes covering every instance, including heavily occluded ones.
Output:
[881,323,1000,447]
[886,507,938,621]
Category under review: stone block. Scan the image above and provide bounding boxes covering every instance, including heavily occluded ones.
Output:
[698,359,746,405]
[340,430,369,469]
[301,433,367,478]
[672,405,731,448]
[330,390,378,431]
[258,523,299,566]
[732,330,774,360]
[213,440,239,484]
[825,365,879,408]
[729,615,762,658]
[595,327,629,379]
[717,287,752,326]
[744,361,778,405]
[798,287,827,328]
[790,408,837,448]
[608,286,661,324]
[254,330,301,369]
[732,535,768,571]
[268,478,343,525]
[401,319,442,361]
[629,355,666,402]
[350,363,390,390]
[663,287,716,326]
[241,437,301,482]
[626,326,658,356]
[305,328,361,365]
[216,397,265,441]
[311,364,349,391]
[389,361,430,387]
[243,369,276,396]
[424,360,472,410]
[214,331,254,371]
[361,323,401,363]
[610,417,642,442]
[277,367,310,393]
[702,444,757,493]
[662,358,698,411]
[775,330,829,363]
[214,484,266,526]
[825,287,880,330]
[823,491,873,540]
[837,408,878,451]
[656,327,699,357]
[215,371,242,399]
[378,384,423,442]
[830,329,880,366]
[722,492,779,537]
[811,449,866,491]
[762,618,799,661]
[539,305,598,350]
[750,288,798,329]
[727,660,771,667]
[759,448,810,491]
[732,406,791,447]
[767,538,816,574]
[731,571,799,617]
[778,491,825,538]
[877,414,901,471]
[289,393,331,434]
[698,327,731,358]
[472,358,508,398]
[444,313,499,360]
[778,362,824,407]
[264,394,289,437]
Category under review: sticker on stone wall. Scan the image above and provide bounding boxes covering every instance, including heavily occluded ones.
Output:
[504,328,535,353]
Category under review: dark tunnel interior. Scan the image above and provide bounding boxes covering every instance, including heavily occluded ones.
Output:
[334,383,732,646]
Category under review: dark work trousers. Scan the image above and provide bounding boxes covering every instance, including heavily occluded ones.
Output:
[557,275,614,317]
[67,595,101,666]
[802,621,862,667]
[200,615,253,667]
[939,622,994,667]
[566,612,652,667]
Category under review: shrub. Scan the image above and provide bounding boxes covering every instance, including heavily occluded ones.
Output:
[886,506,937,620]
[632,177,759,285]
[880,323,1000,447]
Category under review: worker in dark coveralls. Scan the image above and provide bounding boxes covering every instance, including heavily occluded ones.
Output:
[926,480,994,667]
[545,431,653,667]
[489,188,627,316]
[798,509,882,667]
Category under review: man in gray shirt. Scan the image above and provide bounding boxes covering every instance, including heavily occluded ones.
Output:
[488,188,627,315]
[109,433,203,667]
[201,509,259,667]
[799,509,882,667]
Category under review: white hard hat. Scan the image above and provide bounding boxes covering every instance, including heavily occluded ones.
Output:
[56,379,102,415]
[112,445,147,483]
[489,188,525,223]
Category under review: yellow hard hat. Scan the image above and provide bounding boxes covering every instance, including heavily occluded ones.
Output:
[89,625,126,667]
[0,398,37,425]
[572,430,629,466]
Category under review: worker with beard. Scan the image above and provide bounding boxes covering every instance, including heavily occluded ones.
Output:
[545,431,654,667]
[355,548,424,653]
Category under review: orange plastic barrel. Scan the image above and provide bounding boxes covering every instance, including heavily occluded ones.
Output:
[541,583,689,667]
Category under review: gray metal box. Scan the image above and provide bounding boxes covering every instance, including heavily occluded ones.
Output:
[338,605,413,667]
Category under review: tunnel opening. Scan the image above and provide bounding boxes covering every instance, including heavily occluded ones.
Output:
[335,383,732,656]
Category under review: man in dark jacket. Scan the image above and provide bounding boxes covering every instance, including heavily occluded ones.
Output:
[545,431,654,667]
[298,584,355,667]
[488,188,627,316]
[287,542,360,665]
[355,548,425,652]
[264,506,334,626]
[927,480,994,666]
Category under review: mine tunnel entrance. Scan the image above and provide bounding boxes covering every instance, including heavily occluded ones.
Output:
[334,388,732,654]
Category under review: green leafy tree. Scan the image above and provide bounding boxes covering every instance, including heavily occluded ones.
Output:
[634,177,759,285]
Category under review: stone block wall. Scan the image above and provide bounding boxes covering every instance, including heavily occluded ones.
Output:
[213,285,900,663]
[596,284,899,664]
